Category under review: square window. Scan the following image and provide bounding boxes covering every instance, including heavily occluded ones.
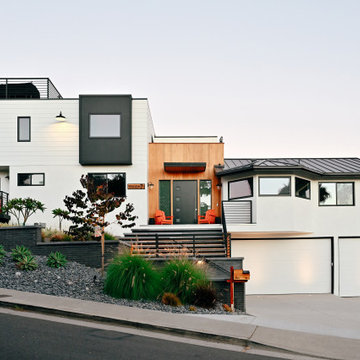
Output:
[259,177,291,196]
[229,178,253,199]
[89,114,121,138]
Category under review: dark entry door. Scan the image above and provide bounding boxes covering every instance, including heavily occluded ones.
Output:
[173,180,197,224]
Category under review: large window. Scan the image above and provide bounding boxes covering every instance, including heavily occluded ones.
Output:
[259,177,291,196]
[89,114,121,138]
[18,173,44,186]
[295,177,311,199]
[229,178,253,200]
[319,182,354,206]
[88,173,126,197]
[200,180,212,215]
[17,116,31,142]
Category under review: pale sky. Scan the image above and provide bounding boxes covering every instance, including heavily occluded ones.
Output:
[2,0,360,158]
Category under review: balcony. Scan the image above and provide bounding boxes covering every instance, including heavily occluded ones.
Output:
[0,191,10,223]
[0,78,62,99]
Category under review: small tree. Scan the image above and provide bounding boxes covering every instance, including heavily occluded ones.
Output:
[4,198,45,226]
[52,208,69,232]
[59,175,137,274]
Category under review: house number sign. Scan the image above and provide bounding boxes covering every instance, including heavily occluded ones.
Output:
[127,183,145,190]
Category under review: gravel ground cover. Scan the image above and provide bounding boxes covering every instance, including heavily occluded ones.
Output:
[0,253,231,314]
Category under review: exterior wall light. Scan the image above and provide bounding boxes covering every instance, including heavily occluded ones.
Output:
[216,183,222,190]
[56,111,66,121]
[148,182,154,190]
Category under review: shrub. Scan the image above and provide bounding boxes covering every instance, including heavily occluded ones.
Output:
[104,253,160,300]
[104,232,116,240]
[42,229,74,242]
[161,293,182,307]
[189,305,197,312]
[192,284,217,308]
[11,245,32,262]
[16,255,38,271]
[160,259,209,304]
[47,252,67,268]
[0,245,5,265]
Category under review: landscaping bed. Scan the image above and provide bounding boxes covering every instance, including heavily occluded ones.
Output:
[0,252,231,314]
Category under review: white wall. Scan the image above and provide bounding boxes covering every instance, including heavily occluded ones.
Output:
[0,99,154,235]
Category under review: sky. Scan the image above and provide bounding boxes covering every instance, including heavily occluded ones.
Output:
[2,0,360,158]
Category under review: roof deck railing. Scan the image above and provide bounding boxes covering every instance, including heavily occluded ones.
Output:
[0,78,62,99]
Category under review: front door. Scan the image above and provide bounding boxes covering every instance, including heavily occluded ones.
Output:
[173,180,197,224]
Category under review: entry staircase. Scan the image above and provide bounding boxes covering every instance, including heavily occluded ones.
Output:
[120,226,227,258]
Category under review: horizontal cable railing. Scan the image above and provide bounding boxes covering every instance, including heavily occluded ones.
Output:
[222,200,252,224]
[0,78,62,99]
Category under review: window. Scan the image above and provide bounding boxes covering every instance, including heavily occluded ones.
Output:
[200,180,212,215]
[17,116,31,142]
[88,173,126,197]
[295,177,311,199]
[229,178,253,199]
[89,114,121,138]
[319,182,354,206]
[159,180,171,216]
[259,177,291,196]
[18,173,44,186]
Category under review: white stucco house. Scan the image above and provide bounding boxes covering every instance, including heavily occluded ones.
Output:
[0,78,154,234]
[216,158,360,297]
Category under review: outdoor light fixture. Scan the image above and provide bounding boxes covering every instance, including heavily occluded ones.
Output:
[216,183,222,190]
[56,111,66,121]
[148,182,154,190]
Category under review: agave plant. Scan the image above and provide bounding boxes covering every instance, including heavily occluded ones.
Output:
[11,245,32,262]
[16,255,38,271]
[47,252,67,268]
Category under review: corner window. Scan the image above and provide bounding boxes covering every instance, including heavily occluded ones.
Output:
[18,173,44,186]
[229,178,253,200]
[88,173,126,197]
[17,117,31,142]
[200,180,212,215]
[295,177,311,200]
[259,177,291,196]
[89,114,121,138]
[319,182,354,206]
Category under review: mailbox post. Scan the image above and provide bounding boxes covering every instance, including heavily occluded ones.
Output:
[227,266,250,311]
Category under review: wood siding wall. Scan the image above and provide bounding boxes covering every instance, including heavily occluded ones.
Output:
[148,142,224,219]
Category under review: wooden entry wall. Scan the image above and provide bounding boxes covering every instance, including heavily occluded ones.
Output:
[148,142,224,220]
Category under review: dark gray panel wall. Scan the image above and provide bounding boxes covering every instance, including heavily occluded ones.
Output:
[79,95,132,165]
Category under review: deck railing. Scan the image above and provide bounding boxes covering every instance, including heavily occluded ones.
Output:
[0,78,62,99]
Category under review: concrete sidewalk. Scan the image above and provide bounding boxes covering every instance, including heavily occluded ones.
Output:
[0,288,359,360]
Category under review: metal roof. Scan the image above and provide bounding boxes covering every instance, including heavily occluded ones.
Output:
[216,158,360,177]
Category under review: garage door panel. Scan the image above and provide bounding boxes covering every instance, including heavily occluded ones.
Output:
[231,238,332,295]
[339,237,360,297]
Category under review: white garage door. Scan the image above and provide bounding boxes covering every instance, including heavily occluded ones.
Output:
[232,238,332,295]
[339,237,360,297]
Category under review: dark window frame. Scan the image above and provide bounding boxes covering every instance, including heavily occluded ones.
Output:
[88,172,126,197]
[228,177,253,200]
[17,116,31,142]
[17,173,45,186]
[319,182,355,206]
[88,113,122,139]
[295,177,311,200]
[258,176,291,197]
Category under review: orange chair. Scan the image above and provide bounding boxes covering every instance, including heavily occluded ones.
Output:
[155,210,173,225]
[198,209,216,224]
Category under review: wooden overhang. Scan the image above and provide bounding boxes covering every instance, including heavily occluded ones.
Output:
[164,162,206,173]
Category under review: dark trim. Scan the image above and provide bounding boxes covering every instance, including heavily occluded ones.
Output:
[331,237,334,294]
[155,136,218,138]
[17,116,31,142]
[338,236,360,238]
[17,173,45,186]
[88,113,122,139]
[228,177,253,200]
[318,182,355,206]
[258,176,291,197]
[295,177,311,200]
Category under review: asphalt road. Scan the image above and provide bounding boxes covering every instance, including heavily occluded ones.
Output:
[0,312,283,360]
